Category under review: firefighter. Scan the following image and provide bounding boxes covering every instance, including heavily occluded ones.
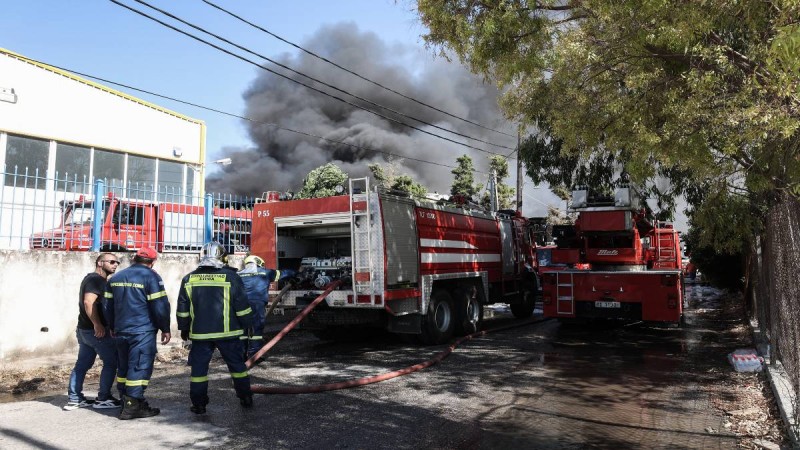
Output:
[237,254,278,359]
[177,242,255,414]
[103,247,171,420]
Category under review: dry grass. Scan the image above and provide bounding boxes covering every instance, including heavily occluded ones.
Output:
[0,344,190,396]
[700,290,790,449]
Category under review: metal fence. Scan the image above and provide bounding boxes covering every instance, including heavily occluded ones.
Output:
[752,190,800,424]
[0,166,254,254]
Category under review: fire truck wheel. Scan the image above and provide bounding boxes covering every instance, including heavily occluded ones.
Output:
[454,288,482,336]
[420,290,455,345]
[511,288,536,319]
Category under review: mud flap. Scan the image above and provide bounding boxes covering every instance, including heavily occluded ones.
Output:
[387,313,422,334]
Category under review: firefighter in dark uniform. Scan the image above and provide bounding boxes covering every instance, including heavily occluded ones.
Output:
[103,247,171,420]
[237,254,278,359]
[177,242,255,414]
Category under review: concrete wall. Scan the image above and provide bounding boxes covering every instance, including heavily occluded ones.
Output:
[0,249,243,361]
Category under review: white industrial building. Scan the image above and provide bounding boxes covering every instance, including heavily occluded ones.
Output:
[0,48,207,249]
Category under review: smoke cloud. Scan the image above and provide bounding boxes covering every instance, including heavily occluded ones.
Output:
[205,23,518,198]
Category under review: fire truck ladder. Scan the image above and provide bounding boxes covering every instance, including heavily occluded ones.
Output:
[656,232,676,262]
[555,272,575,315]
[350,178,375,304]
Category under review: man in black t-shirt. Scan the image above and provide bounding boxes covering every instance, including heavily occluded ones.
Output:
[64,253,121,410]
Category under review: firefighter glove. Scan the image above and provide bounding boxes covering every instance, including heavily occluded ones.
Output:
[180,329,190,341]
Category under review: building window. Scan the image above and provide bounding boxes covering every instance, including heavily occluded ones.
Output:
[158,160,184,202]
[55,143,91,193]
[93,149,124,195]
[5,135,49,187]
[127,154,155,201]
[186,166,195,203]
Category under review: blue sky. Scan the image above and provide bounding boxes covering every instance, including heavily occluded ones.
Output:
[1,0,427,165]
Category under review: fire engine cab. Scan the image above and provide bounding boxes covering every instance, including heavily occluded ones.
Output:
[541,185,685,324]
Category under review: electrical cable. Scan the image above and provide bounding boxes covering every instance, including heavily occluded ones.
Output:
[112,0,516,157]
[200,0,517,139]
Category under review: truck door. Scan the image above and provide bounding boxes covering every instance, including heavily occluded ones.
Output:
[112,202,153,250]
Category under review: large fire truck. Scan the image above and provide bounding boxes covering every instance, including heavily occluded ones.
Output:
[541,185,685,324]
[29,193,251,253]
[250,178,544,344]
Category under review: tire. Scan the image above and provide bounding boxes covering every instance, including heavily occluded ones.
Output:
[511,287,536,319]
[454,287,483,336]
[419,290,455,345]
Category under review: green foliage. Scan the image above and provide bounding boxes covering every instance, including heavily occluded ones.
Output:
[295,163,349,199]
[368,163,390,190]
[369,163,428,197]
[417,0,800,252]
[683,228,745,291]
[391,175,428,197]
[450,154,479,199]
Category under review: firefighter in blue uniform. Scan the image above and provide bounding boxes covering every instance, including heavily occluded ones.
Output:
[103,247,171,420]
[237,254,278,359]
[177,242,255,414]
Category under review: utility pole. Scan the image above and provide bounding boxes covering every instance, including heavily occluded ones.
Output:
[516,130,523,214]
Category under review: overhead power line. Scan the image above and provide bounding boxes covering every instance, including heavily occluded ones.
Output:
[200,0,516,139]
[114,0,515,156]
[22,54,488,174]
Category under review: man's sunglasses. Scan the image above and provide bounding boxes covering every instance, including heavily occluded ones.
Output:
[103,260,120,265]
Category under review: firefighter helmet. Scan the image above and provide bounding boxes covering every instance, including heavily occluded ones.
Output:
[200,241,228,265]
[243,254,265,267]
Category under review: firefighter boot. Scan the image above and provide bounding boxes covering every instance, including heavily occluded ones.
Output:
[119,396,161,420]
[239,394,253,408]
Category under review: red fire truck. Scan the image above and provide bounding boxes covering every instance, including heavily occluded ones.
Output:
[29,193,251,253]
[541,185,685,324]
[250,178,544,344]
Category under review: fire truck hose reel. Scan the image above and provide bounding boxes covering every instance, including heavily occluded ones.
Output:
[246,288,544,395]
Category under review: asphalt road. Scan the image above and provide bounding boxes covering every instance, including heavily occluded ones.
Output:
[0,283,738,449]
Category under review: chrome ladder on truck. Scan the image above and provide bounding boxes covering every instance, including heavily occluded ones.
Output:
[349,178,376,304]
[556,272,575,315]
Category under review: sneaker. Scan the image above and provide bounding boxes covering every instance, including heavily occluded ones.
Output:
[93,396,122,409]
[63,399,95,411]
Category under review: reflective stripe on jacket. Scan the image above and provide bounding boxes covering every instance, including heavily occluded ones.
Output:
[176,266,253,340]
[103,264,170,334]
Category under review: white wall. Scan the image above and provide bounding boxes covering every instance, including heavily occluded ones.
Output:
[0,50,204,164]
[0,250,244,361]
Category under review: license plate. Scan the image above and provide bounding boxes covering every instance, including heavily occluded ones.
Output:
[595,301,621,308]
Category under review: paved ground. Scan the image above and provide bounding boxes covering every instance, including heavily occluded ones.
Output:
[0,283,783,449]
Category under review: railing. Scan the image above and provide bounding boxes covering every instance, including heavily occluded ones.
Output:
[0,166,254,253]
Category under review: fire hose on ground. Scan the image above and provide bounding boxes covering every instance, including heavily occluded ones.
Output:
[245,280,543,395]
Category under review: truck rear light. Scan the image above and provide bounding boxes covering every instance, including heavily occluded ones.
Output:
[667,294,678,308]
[661,274,677,286]
[348,295,379,304]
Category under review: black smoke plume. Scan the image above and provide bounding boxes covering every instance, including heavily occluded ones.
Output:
[205,23,517,198]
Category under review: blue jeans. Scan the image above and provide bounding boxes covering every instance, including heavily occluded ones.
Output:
[67,328,118,402]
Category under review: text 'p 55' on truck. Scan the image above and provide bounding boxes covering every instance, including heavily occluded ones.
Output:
[251,179,545,345]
